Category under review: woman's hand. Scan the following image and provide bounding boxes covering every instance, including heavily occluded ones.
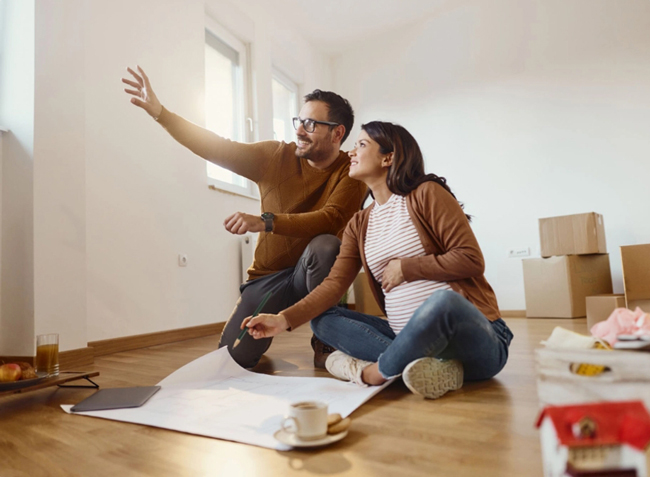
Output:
[382,259,405,293]
[122,66,163,119]
[242,313,289,339]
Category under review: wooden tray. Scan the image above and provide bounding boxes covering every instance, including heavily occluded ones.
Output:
[0,371,100,397]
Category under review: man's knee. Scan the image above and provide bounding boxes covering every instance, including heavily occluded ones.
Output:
[306,234,341,264]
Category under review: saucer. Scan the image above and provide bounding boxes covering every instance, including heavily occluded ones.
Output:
[274,428,348,448]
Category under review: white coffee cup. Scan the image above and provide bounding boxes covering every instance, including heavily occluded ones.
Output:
[282,401,328,441]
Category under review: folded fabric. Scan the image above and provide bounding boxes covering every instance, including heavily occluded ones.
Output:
[542,326,601,350]
[590,307,650,345]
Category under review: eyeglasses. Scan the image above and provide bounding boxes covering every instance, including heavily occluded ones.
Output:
[292,117,339,133]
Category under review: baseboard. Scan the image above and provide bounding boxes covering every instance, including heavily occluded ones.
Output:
[0,347,94,370]
[61,347,95,369]
[500,310,527,318]
[1,323,225,370]
[88,322,225,357]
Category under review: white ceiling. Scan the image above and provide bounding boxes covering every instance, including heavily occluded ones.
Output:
[244,0,454,55]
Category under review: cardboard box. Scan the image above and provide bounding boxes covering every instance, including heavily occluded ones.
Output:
[586,294,625,330]
[539,212,606,257]
[621,244,650,311]
[352,271,384,316]
[523,255,613,318]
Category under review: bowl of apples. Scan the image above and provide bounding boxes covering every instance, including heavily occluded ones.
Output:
[0,361,46,391]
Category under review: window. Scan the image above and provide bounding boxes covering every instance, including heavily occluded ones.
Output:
[272,70,298,143]
[204,21,256,197]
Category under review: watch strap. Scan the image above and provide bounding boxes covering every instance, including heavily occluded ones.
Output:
[261,212,274,233]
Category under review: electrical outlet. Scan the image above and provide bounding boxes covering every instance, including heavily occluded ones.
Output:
[508,247,530,258]
[178,254,188,267]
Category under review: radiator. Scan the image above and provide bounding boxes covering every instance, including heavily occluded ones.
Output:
[240,234,257,284]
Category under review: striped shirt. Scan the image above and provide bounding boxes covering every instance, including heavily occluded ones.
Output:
[365,194,452,333]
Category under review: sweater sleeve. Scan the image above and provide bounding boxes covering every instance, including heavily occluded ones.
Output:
[281,217,363,330]
[400,183,485,282]
[272,172,366,238]
[156,107,279,183]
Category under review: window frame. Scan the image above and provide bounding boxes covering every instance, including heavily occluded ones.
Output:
[271,68,300,144]
[204,17,258,200]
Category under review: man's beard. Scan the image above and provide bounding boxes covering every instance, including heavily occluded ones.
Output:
[295,137,334,163]
[295,140,311,159]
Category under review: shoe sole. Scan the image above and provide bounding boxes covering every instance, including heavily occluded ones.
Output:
[403,358,464,399]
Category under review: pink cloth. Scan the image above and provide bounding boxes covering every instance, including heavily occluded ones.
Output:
[590,307,650,345]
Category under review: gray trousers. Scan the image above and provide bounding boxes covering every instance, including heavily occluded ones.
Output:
[218,234,341,368]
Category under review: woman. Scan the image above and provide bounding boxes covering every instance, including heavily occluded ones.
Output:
[242,121,513,399]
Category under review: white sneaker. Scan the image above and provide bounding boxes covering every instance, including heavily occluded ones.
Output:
[402,358,464,399]
[325,351,373,387]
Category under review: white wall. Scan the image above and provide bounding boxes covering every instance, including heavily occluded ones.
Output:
[332,0,650,310]
[0,0,331,354]
[33,0,87,352]
[0,0,35,355]
[83,0,237,344]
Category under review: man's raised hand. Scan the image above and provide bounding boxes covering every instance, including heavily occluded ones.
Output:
[122,66,163,119]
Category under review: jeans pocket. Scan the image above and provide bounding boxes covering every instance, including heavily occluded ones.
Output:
[503,324,514,346]
[493,319,514,346]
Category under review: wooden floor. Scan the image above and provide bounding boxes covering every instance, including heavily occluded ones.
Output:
[0,317,629,477]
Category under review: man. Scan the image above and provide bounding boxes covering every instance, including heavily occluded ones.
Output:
[122,66,366,368]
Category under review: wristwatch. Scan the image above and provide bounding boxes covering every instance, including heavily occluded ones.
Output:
[261,212,275,233]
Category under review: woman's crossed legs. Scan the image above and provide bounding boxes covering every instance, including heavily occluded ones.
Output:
[310,289,513,394]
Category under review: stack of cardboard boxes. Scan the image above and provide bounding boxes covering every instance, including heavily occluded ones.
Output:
[523,212,614,319]
[523,212,650,328]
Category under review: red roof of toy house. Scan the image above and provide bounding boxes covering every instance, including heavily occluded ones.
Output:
[536,401,650,451]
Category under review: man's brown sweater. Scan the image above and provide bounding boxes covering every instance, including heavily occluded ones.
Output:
[156,107,367,280]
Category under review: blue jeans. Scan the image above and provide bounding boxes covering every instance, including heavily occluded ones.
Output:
[310,289,514,380]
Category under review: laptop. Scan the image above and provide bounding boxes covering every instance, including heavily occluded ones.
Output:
[71,386,161,412]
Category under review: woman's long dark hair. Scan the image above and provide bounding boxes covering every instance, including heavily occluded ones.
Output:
[361,121,471,221]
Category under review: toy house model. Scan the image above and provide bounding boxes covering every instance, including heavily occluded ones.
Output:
[536,401,650,477]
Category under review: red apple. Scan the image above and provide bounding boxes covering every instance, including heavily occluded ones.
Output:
[0,363,22,382]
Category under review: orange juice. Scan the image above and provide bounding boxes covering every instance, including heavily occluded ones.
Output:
[35,343,59,376]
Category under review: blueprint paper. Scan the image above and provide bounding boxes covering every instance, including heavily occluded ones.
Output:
[62,348,391,450]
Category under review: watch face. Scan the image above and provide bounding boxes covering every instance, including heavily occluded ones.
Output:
[262,212,274,220]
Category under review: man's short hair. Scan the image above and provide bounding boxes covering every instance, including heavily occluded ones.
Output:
[304,89,354,144]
